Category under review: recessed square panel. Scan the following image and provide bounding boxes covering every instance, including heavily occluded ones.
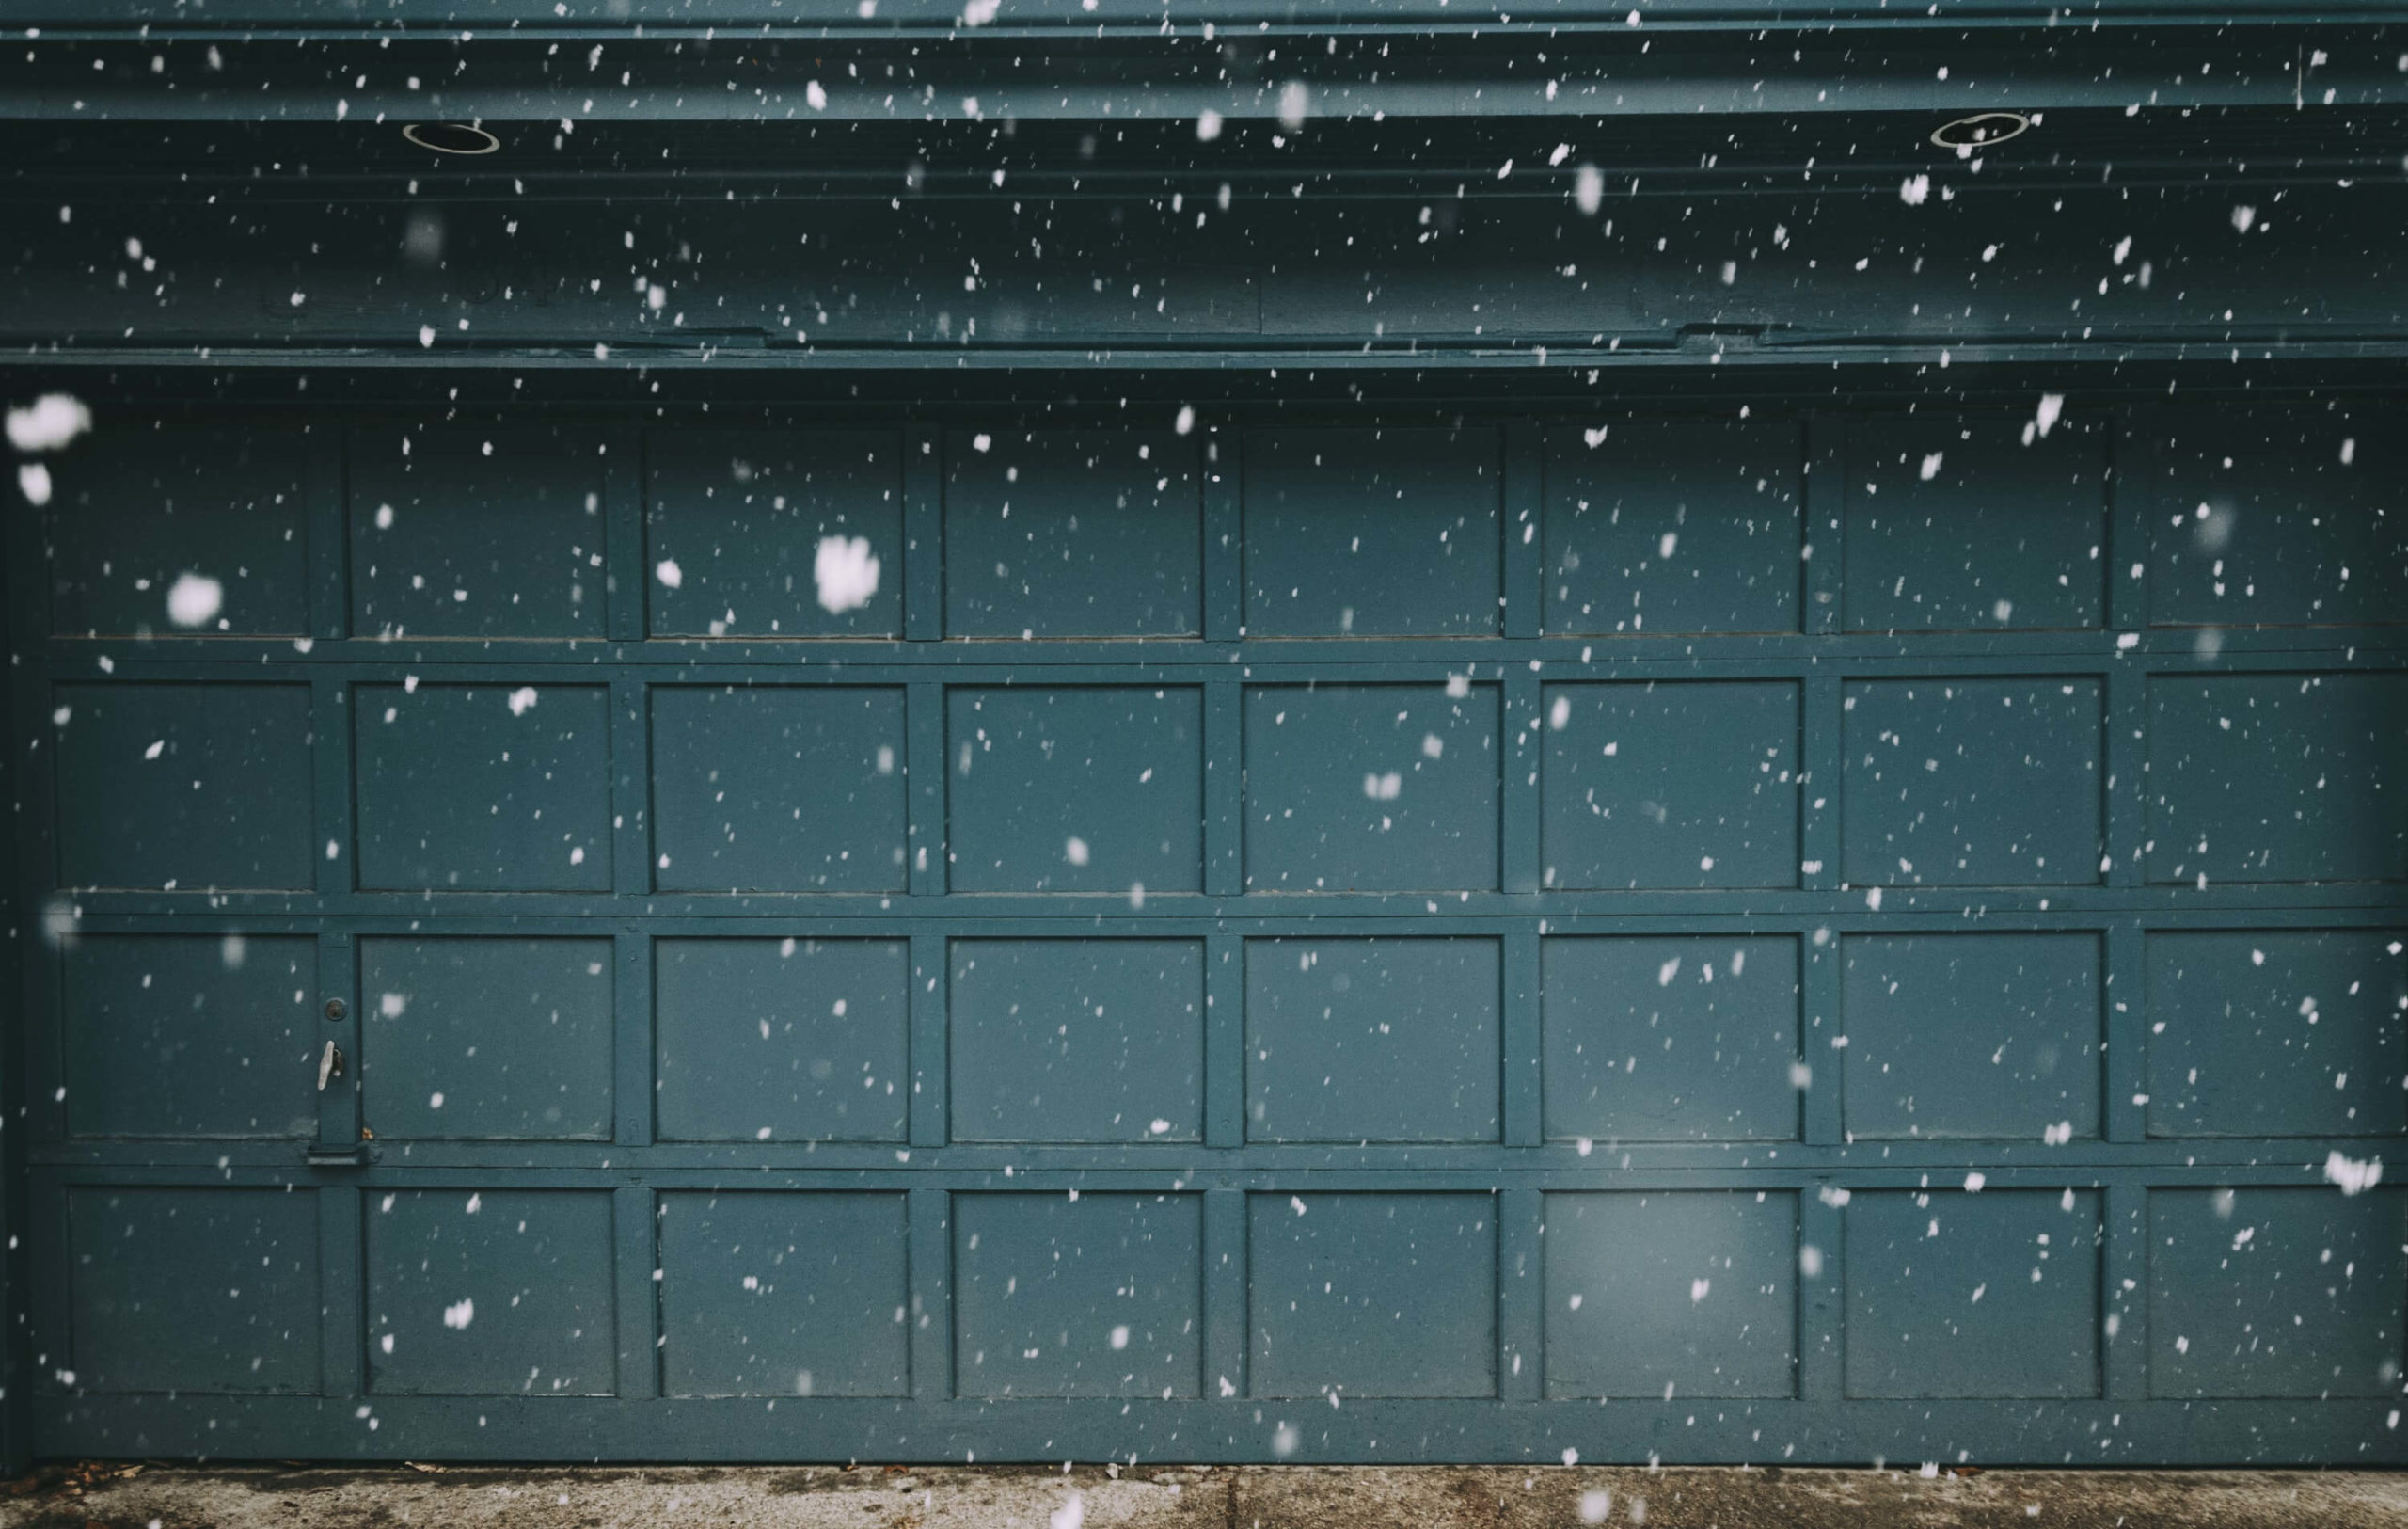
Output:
[946,686,1202,894]
[1248,1192,1496,1398]
[66,1188,320,1394]
[2143,405,2408,628]
[1246,937,1500,1144]
[945,430,1201,636]
[949,940,1203,1143]
[1544,417,1803,635]
[349,423,606,639]
[61,934,318,1139]
[954,1193,1201,1398]
[657,1191,910,1397]
[1244,427,1501,636]
[54,683,314,891]
[46,427,310,636]
[359,938,614,1140]
[1842,677,2102,887]
[2149,1187,2407,1397]
[1244,683,1499,893]
[1843,414,2107,631]
[366,1188,616,1396]
[2147,674,2407,884]
[1842,934,2102,1140]
[2146,931,2408,1138]
[646,428,902,638]
[1542,937,1800,1142]
[1544,1191,1798,1399]
[654,938,909,1143]
[354,682,612,892]
[1845,1189,2100,1399]
[650,686,908,893]
[1542,680,1798,889]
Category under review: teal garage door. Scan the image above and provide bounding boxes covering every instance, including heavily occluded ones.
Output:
[17,393,2407,1466]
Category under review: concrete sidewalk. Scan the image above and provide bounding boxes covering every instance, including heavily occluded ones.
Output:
[4,1464,2405,1528]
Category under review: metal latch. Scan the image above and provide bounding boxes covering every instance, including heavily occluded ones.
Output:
[317,1040,344,1091]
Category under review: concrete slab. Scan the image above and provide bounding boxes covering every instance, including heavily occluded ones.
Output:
[4,1464,2404,1529]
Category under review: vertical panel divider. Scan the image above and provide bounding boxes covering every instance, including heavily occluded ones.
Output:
[2104,921,2147,1144]
[310,676,354,905]
[610,677,651,899]
[1502,674,1541,896]
[1205,932,1245,1149]
[602,432,645,643]
[2104,664,2146,889]
[315,936,359,1155]
[1497,1185,1543,1401]
[1502,422,1544,639]
[904,425,943,641]
[908,683,947,898]
[613,1184,658,1401]
[909,933,949,1149]
[1204,679,1244,898]
[11,663,62,1143]
[1804,416,1846,634]
[1797,1186,1844,1402]
[1202,428,1243,643]
[2105,409,2150,633]
[1203,1187,1247,1400]
[303,427,350,641]
[316,1179,365,1400]
[1799,676,1842,893]
[613,932,654,1148]
[24,1176,69,1409]
[1801,931,1844,1146]
[1501,931,1542,1148]
[908,1186,954,1401]
[2103,1180,2150,1403]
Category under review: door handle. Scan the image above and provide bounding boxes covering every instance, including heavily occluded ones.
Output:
[316,1040,344,1091]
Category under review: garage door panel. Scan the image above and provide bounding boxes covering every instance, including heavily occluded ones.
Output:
[27,395,2405,1467]
[1246,937,1501,1144]
[354,682,614,892]
[2147,673,2408,884]
[64,1187,322,1395]
[946,686,1204,894]
[650,686,908,894]
[1841,933,2103,1142]
[654,938,910,1144]
[1843,415,2108,633]
[644,428,903,639]
[349,424,606,640]
[1543,1191,1798,1400]
[45,428,311,638]
[359,938,614,1141]
[1244,427,1501,637]
[1244,682,1499,893]
[656,1191,910,1398]
[944,430,1202,638]
[365,1188,617,1397]
[2145,930,2408,1139]
[60,934,318,1140]
[947,939,1203,1145]
[1541,936,1801,1143]
[1543,417,1803,636]
[2142,405,2408,629]
[954,1192,1203,1399]
[1249,1192,1497,1399]
[1844,1189,2102,1399]
[1842,677,2103,887]
[2148,1187,2408,1398]
[54,681,316,891]
[1542,680,1798,890]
